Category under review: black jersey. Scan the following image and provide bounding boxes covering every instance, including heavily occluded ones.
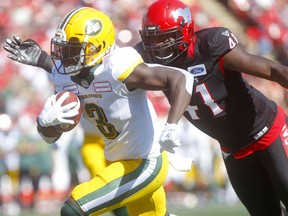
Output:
[135,27,277,153]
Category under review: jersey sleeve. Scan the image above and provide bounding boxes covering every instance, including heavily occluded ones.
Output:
[110,47,144,81]
[208,27,239,62]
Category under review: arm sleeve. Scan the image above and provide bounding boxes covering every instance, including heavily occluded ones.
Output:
[36,51,53,73]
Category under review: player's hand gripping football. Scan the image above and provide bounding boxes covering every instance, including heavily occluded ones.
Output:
[159,123,181,153]
[38,92,80,127]
[3,36,42,66]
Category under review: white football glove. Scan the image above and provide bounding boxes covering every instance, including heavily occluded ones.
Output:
[38,92,80,127]
[159,123,181,153]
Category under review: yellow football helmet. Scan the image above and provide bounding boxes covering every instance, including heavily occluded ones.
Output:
[51,7,115,75]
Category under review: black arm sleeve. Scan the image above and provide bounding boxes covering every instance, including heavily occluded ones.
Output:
[36,51,53,73]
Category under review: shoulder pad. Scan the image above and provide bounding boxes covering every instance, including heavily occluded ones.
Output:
[197,27,239,61]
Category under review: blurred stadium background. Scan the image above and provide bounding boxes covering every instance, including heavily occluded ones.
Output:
[0,0,287,215]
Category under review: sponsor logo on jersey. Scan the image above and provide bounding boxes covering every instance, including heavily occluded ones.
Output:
[85,19,102,36]
[93,81,112,92]
[221,151,231,159]
[80,79,90,88]
[187,64,207,77]
[63,84,79,94]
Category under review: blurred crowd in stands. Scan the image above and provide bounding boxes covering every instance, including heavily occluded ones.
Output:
[222,0,288,64]
[0,0,287,215]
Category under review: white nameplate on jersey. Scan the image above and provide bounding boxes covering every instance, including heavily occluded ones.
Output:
[63,85,79,94]
[93,81,112,93]
[187,64,207,77]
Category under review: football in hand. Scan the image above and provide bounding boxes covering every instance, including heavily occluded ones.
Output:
[54,91,82,132]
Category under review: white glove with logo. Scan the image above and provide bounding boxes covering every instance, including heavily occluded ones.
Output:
[38,92,79,127]
[159,123,181,153]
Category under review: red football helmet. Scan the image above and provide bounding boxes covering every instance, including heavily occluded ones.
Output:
[140,0,194,65]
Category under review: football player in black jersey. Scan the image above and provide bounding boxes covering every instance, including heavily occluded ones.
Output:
[135,0,288,215]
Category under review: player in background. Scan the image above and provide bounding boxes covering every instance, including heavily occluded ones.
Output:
[133,0,288,215]
[4,7,194,216]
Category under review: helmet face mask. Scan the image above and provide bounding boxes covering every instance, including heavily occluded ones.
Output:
[51,7,115,76]
[140,0,194,65]
[140,26,185,64]
[51,37,100,75]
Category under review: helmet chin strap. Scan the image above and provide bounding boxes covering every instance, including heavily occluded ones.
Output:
[155,53,173,60]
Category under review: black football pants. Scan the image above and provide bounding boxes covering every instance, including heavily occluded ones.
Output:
[223,134,288,216]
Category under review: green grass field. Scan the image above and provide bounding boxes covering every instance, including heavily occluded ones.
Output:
[17,203,249,216]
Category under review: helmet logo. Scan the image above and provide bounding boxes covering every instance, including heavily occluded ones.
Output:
[85,19,102,36]
[171,8,192,24]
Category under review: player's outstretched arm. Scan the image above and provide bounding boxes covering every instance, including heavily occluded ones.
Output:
[125,62,194,124]
[223,45,288,89]
[124,62,194,154]
[3,36,53,72]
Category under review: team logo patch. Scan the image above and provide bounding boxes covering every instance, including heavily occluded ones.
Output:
[222,151,231,159]
[187,64,207,77]
[172,8,192,24]
[85,19,102,36]
[93,81,112,93]
[63,84,79,94]
[222,30,230,37]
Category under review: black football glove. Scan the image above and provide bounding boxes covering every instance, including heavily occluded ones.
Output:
[3,35,43,66]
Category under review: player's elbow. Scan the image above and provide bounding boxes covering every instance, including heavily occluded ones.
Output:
[176,71,194,95]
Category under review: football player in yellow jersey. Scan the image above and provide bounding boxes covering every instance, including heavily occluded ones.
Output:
[4,11,128,216]
[4,7,194,216]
